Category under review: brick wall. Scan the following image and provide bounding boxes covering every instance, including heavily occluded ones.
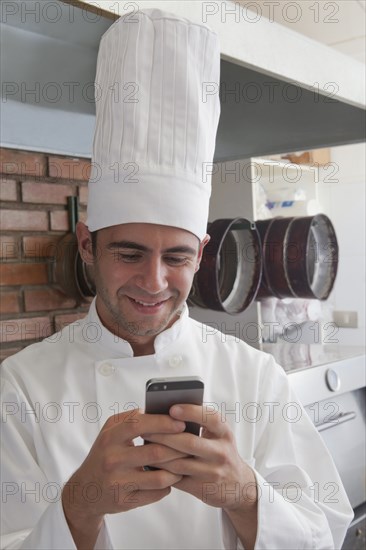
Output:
[0,148,93,361]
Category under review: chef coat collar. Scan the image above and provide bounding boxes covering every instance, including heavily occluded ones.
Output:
[86,298,189,358]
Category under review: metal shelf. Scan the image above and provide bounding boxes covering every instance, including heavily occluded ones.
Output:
[1,0,365,158]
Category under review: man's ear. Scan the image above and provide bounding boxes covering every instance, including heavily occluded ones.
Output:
[76,222,94,264]
[195,233,210,272]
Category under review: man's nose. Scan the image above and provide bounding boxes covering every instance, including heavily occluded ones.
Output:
[135,258,169,294]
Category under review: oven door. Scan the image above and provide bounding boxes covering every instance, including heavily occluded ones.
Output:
[341,502,365,550]
[305,388,365,510]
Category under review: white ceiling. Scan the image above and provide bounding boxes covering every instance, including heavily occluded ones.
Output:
[237,0,366,63]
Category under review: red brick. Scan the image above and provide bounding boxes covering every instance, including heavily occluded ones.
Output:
[0,346,23,361]
[0,291,20,314]
[79,210,87,223]
[0,179,17,201]
[48,156,91,181]
[22,235,62,258]
[0,264,48,286]
[0,149,47,177]
[22,181,75,205]
[79,185,88,205]
[0,209,48,231]
[50,210,68,231]
[54,311,87,330]
[24,289,76,312]
[0,236,19,260]
[0,316,52,343]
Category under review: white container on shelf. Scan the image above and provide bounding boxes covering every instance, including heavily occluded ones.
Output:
[252,157,321,220]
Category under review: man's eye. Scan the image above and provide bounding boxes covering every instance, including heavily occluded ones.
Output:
[115,253,141,262]
[165,256,188,265]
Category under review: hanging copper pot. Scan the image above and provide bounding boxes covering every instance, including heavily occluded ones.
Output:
[255,214,338,300]
[190,218,262,314]
[54,197,95,301]
[285,214,338,299]
[256,217,296,299]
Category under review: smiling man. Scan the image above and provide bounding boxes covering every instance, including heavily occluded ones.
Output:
[1,8,353,550]
[78,223,209,355]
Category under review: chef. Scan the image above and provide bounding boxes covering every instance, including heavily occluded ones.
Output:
[1,8,353,550]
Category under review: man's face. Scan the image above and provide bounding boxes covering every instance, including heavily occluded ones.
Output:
[78,222,208,350]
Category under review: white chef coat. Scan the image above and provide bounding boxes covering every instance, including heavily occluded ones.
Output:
[1,299,353,549]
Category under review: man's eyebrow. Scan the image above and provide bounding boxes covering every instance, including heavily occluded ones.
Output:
[163,246,197,255]
[108,241,148,252]
[107,241,197,255]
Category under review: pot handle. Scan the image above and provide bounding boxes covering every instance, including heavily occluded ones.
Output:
[67,196,79,233]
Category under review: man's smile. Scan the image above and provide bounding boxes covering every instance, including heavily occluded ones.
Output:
[126,296,170,314]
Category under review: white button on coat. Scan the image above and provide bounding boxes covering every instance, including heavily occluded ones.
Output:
[98,363,115,377]
[168,355,183,368]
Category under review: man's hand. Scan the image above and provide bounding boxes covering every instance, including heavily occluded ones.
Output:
[144,404,258,550]
[62,409,186,549]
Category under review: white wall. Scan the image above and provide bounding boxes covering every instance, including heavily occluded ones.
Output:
[318,142,366,345]
[241,0,366,63]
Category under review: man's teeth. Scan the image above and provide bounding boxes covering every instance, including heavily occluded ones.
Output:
[133,299,160,306]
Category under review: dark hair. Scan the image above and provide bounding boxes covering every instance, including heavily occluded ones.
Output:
[90,231,98,256]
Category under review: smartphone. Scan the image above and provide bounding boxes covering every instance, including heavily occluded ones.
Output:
[145,376,204,436]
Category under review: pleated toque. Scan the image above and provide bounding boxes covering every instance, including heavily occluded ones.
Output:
[86,8,221,240]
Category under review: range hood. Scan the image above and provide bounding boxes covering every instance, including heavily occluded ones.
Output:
[1,0,365,159]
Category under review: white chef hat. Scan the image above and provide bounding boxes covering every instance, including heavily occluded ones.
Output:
[86,8,221,241]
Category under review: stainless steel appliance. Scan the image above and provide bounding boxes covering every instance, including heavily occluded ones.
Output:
[263,344,366,550]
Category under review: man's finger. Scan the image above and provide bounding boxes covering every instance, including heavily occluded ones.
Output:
[105,443,188,470]
[156,457,215,479]
[144,432,216,459]
[169,404,229,438]
[102,410,186,444]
